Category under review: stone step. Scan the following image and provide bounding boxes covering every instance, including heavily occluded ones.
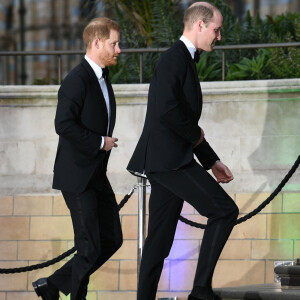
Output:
[214,283,300,300]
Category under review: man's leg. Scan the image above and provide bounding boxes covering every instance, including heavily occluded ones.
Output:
[86,182,123,274]
[151,161,239,298]
[48,184,122,300]
[48,188,102,299]
[137,175,184,300]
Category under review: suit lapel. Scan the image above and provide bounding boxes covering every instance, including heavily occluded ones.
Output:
[81,58,110,129]
[106,78,116,136]
[190,59,202,113]
[176,40,202,114]
[81,58,108,108]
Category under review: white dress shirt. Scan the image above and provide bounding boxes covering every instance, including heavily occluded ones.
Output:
[84,55,110,149]
[180,35,197,59]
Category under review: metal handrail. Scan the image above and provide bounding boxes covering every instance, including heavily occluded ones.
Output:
[1,42,299,83]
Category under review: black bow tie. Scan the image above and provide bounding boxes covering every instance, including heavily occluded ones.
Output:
[102,68,109,80]
[194,50,200,63]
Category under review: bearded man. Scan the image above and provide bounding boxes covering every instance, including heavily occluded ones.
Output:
[32,17,122,300]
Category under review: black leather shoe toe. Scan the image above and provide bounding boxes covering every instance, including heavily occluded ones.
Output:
[32,278,59,300]
[188,292,221,300]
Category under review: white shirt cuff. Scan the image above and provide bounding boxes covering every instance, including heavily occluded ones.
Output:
[100,136,104,149]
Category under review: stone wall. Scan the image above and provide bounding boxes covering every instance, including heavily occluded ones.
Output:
[1,191,300,300]
[0,79,300,299]
[0,79,299,195]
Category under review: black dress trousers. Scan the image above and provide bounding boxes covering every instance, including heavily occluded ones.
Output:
[137,160,239,300]
[48,175,123,300]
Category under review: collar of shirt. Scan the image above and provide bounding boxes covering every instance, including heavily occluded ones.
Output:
[84,54,104,80]
[180,35,197,59]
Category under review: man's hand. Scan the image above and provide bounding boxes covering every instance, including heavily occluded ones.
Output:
[193,128,205,148]
[211,161,234,183]
[102,137,118,151]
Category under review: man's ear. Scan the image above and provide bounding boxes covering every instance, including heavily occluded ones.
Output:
[94,38,103,49]
[196,19,204,32]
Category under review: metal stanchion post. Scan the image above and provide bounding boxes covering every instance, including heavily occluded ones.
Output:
[137,176,147,282]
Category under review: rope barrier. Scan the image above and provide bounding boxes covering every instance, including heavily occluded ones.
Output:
[0,186,136,274]
[179,155,300,229]
[0,155,299,274]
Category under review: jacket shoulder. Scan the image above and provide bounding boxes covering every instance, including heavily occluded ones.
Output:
[58,62,92,98]
[152,42,190,85]
[61,63,88,84]
[156,41,190,72]
[165,41,190,61]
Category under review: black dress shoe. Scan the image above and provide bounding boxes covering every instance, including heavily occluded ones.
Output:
[188,293,221,300]
[32,278,59,300]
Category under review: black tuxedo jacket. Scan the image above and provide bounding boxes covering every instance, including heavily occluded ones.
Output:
[127,40,219,175]
[52,59,116,192]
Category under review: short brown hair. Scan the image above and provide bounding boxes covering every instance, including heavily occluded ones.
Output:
[184,2,219,31]
[83,17,120,49]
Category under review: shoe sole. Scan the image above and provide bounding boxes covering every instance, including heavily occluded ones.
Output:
[32,281,41,297]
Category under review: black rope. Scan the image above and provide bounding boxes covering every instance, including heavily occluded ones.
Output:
[179,155,300,229]
[0,187,135,274]
[0,247,76,274]
[1,155,299,274]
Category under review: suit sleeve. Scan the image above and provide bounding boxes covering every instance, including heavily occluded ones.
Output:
[55,74,102,156]
[154,53,202,145]
[193,138,220,170]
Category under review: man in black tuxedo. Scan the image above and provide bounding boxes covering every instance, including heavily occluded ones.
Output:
[32,17,122,300]
[127,2,239,300]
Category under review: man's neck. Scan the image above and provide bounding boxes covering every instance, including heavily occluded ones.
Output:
[182,33,195,47]
[182,32,203,52]
[85,53,105,68]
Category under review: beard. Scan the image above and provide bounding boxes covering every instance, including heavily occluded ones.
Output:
[100,49,119,67]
